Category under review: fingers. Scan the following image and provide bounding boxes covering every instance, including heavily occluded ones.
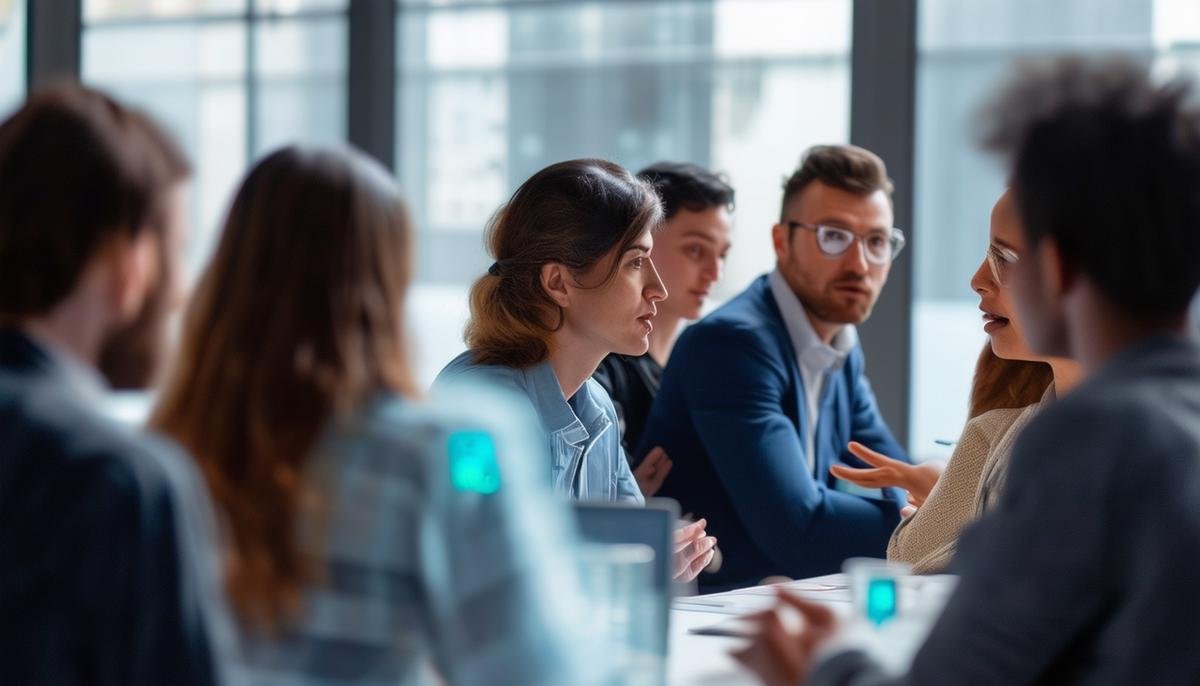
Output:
[653,458,673,484]
[674,518,706,546]
[900,504,918,519]
[730,608,806,686]
[829,464,889,487]
[847,441,901,469]
[907,492,925,508]
[774,591,837,631]
[674,535,717,579]
[643,446,669,470]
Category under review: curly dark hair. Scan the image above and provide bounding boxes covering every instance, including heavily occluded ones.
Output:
[978,55,1200,315]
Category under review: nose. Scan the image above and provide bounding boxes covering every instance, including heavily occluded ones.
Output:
[970,257,993,295]
[702,253,723,284]
[840,236,870,275]
[646,257,668,303]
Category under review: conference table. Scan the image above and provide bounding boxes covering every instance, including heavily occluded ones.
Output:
[665,573,958,685]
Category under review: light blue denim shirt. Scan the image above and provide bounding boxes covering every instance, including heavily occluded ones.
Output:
[435,351,644,505]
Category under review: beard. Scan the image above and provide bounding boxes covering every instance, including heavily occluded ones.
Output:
[792,273,878,325]
[96,282,170,390]
[97,233,175,391]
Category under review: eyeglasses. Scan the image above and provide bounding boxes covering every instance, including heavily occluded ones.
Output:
[786,222,906,266]
[986,244,1020,285]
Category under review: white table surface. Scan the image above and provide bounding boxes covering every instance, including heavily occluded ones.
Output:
[666,573,956,685]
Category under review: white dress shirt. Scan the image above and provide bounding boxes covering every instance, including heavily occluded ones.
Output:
[767,269,856,474]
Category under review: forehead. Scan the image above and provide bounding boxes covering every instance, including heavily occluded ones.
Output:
[787,181,893,230]
[989,191,1024,247]
[661,205,733,242]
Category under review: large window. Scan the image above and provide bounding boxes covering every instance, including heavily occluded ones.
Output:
[82,0,347,277]
[910,0,1200,458]
[397,0,853,386]
[0,0,24,116]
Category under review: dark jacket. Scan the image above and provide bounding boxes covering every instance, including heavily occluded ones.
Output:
[0,329,230,686]
[814,335,1200,686]
[637,275,908,589]
[593,352,663,463]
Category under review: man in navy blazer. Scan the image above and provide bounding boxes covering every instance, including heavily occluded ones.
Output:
[638,145,911,589]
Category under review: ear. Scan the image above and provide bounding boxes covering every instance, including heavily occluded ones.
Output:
[771,223,789,261]
[540,262,572,309]
[108,231,159,321]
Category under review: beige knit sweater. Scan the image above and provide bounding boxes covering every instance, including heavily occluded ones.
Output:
[887,385,1054,574]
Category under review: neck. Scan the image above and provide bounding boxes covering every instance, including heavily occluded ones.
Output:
[19,295,110,370]
[1046,358,1083,396]
[547,335,609,402]
[647,310,684,365]
[1066,288,1190,376]
[804,308,842,346]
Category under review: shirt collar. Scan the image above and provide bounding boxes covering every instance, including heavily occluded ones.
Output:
[9,328,110,406]
[524,359,611,447]
[768,268,857,371]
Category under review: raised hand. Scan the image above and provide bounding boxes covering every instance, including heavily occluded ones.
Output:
[830,441,943,506]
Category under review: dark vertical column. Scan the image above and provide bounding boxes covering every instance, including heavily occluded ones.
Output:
[27,0,82,90]
[348,0,396,170]
[849,0,918,449]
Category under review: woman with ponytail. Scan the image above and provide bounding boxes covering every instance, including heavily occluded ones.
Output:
[435,158,717,582]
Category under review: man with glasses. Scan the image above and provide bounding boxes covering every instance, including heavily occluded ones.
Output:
[637,145,911,590]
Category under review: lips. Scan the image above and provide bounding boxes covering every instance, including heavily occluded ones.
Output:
[832,282,871,297]
[636,310,655,334]
[980,307,1010,333]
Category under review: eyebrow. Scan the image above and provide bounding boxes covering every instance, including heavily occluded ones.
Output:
[625,242,652,255]
[812,217,890,232]
[679,230,719,242]
[991,237,1018,251]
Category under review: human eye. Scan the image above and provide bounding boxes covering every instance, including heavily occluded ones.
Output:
[866,233,889,250]
[629,256,646,269]
[819,227,852,247]
[684,244,704,260]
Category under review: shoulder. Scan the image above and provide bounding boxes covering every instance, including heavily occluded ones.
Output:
[961,406,1029,450]
[434,350,529,397]
[0,380,197,531]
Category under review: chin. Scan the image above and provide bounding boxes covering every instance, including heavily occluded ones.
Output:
[619,335,651,356]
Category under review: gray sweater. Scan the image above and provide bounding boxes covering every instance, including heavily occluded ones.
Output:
[813,335,1200,686]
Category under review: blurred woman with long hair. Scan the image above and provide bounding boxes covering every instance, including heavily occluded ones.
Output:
[152,145,592,684]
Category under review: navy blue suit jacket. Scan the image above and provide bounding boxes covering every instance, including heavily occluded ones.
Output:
[0,329,227,686]
[637,275,909,589]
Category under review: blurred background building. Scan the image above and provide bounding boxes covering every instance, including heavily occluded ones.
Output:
[3,0,1198,458]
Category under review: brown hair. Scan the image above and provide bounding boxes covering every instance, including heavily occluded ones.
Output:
[0,84,189,319]
[967,344,1054,419]
[779,144,893,221]
[465,159,661,368]
[151,145,416,629]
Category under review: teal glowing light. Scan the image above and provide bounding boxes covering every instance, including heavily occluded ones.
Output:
[866,578,898,626]
[448,430,502,495]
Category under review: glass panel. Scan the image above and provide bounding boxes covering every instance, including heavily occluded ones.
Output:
[910,0,1198,457]
[0,0,24,118]
[397,0,852,386]
[253,16,347,155]
[84,21,249,276]
[84,12,347,278]
[85,0,247,21]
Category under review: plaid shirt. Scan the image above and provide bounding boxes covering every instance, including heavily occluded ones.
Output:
[229,387,600,686]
